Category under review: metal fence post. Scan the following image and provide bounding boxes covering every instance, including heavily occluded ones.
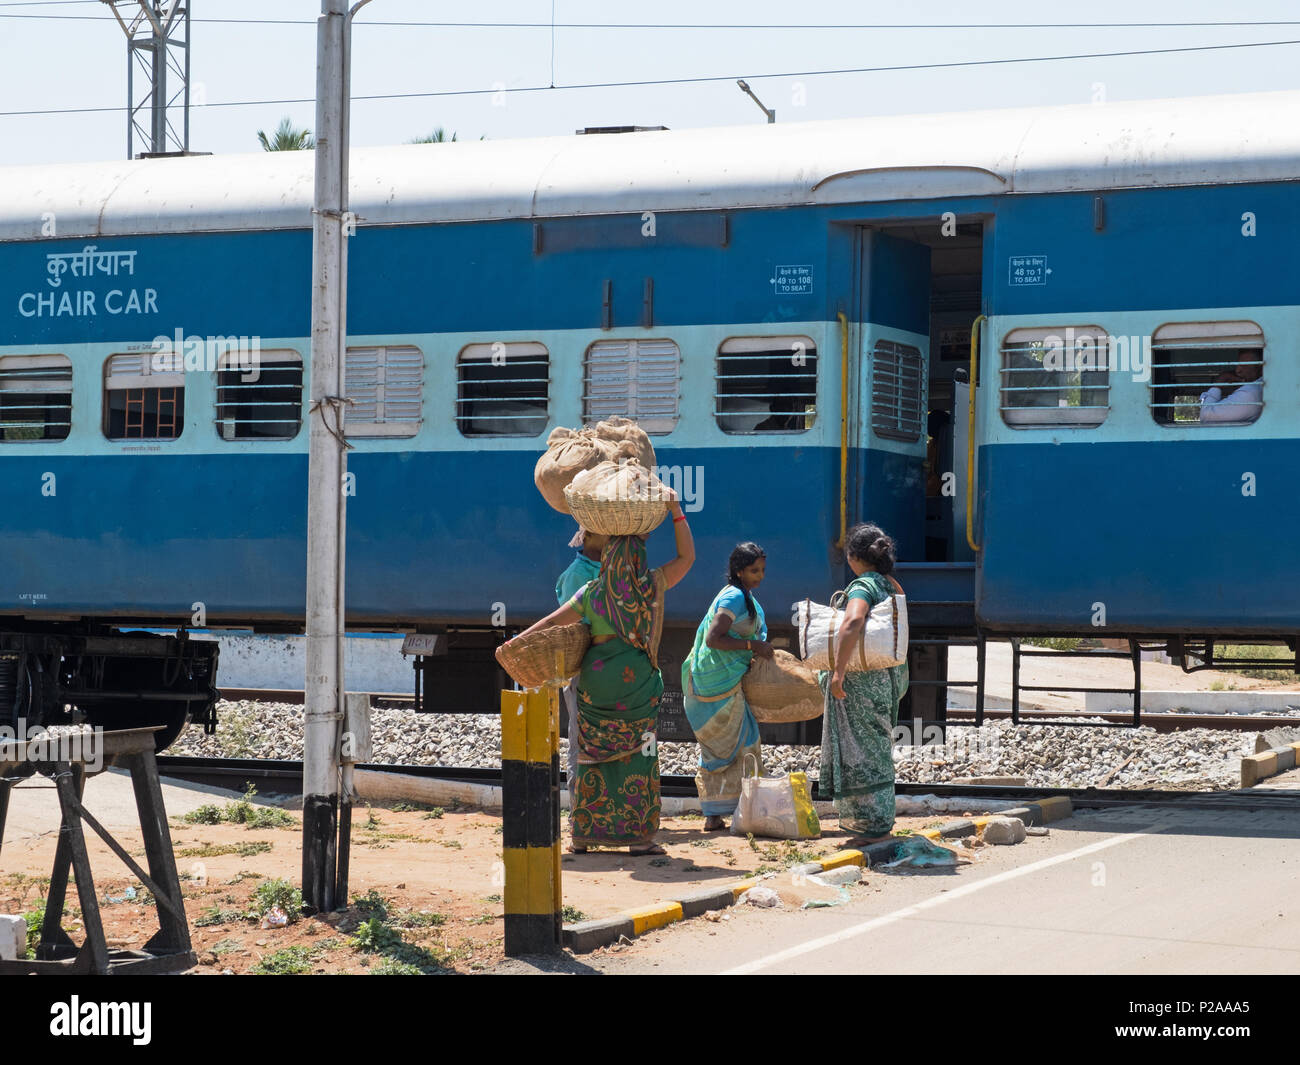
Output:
[501,687,562,955]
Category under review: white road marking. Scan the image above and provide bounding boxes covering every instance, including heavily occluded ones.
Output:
[720,819,1169,974]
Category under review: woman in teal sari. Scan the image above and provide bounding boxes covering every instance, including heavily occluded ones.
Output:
[820,523,909,844]
[681,543,774,831]
[511,492,694,854]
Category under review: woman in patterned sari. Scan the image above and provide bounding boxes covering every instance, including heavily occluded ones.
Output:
[681,543,774,831]
[511,491,694,854]
[820,523,909,845]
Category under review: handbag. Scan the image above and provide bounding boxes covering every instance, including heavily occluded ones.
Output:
[793,580,908,671]
[731,754,821,840]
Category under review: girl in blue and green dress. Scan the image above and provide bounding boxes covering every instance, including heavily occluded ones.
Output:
[681,543,774,831]
[820,523,909,844]
[510,493,694,854]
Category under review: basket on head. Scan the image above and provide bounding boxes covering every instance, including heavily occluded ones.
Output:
[562,459,670,538]
[495,623,591,690]
[742,650,825,723]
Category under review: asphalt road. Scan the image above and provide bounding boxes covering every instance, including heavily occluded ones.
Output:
[582,800,1300,975]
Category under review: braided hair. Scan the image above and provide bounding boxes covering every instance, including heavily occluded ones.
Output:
[727,542,766,619]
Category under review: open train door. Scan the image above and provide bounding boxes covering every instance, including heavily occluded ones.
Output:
[849,228,932,559]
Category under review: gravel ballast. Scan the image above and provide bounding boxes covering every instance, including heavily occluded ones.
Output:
[170,700,1263,791]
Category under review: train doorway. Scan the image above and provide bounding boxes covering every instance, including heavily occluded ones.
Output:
[853,221,985,565]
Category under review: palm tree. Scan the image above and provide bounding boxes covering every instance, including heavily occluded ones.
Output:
[257,117,315,151]
[409,128,457,144]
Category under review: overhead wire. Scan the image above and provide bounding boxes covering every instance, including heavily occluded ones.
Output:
[2,35,1299,119]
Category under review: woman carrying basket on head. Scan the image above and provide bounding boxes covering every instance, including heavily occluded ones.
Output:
[511,490,694,855]
[681,543,774,831]
[819,523,909,846]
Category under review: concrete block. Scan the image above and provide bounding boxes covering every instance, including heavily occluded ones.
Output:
[937,818,977,838]
[0,915,26,961]
[820,849,867,871]
[675,888,735,919]
[625,903,683,936]
[1256,727,1300,753]
[808,865,862,887]
[563,915,634,954]
[1242,751,1278,787]
[982,817,1027,845]
[1033,796,1074,823]
[1275,746,1297,772]
[998,806,1037,826]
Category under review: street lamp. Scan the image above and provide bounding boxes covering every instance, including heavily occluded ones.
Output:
[737,79,775,123]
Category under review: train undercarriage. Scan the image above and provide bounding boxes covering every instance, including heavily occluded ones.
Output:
[0,623,219,752]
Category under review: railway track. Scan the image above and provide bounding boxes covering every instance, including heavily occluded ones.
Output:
[216,686,1300,735]
[153,755,1300,813]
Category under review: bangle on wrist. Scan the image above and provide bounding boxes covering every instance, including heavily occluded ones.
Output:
[673,513,687,523]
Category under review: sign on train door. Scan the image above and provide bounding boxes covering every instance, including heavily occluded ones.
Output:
[850,228,931,559]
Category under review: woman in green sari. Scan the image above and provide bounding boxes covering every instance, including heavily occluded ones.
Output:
[820,523,909,844]
[511,492,694,854]
[681,543,774,831]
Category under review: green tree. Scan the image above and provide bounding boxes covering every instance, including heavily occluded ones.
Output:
[257,117,315,151]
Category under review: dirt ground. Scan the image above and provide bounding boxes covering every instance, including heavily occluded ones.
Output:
[0,793,941,974]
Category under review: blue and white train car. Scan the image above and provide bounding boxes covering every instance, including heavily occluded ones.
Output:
[0,89,1297,744]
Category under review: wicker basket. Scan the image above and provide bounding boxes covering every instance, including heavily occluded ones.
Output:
[562,461,670,537]
[495,624,590,690]
[742,650,825,723]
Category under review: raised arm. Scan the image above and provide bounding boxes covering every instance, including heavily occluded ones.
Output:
[657,491,695,590]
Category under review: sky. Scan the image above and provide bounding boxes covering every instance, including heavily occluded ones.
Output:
[2,0,1300,166]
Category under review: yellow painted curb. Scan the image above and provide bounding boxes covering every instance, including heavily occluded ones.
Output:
[731,881,756,900]
[820,849,866,870]
[972,816,992,830]
[1034,796,1073,822]
[920,828,942,841]
[624,902,684,936]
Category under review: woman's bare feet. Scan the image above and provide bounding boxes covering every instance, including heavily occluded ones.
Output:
[703,815,726,831]
[629,843,667,855]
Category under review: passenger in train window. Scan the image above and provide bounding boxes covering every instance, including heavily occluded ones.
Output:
[819,524,909,845]
[1199,348,1264,424]
[680,543,773,832]
[512,491,694,855]
[555,527,608,804]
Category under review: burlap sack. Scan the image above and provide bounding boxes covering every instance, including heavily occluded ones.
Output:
[533,427,616,514]
[591,416,656,473]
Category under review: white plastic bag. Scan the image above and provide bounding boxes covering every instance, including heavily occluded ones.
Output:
[793,589,908,671]
[731,755,821,840]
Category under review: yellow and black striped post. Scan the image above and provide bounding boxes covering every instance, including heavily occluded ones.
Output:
[501,687,562,955]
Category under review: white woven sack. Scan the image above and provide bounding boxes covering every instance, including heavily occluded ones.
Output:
[794,589,908,671]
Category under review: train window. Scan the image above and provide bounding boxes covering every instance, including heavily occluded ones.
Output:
[999,326,1109,428]
[455,342,549,437]
[345,345,423,437]
[870,340,925,442]
[715,336,817,434]
[103,352,184,440]
[215,349,303,441]
[583,339,680,434]
[0,354,72,442]
[1150,321,1264,427]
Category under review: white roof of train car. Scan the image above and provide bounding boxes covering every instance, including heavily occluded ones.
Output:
[2,89,1298,240]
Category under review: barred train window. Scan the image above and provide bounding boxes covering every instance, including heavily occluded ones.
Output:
[584,339,679,435]
[0,354,72,442]
[870,340,924,442]
[715,336,816,434]
[1150,321,1264,427]
[456,342,549,437]
[1000,326,1109,428]
[345,345,423,438]
[103,353,183,440]
[215,349,303,441]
